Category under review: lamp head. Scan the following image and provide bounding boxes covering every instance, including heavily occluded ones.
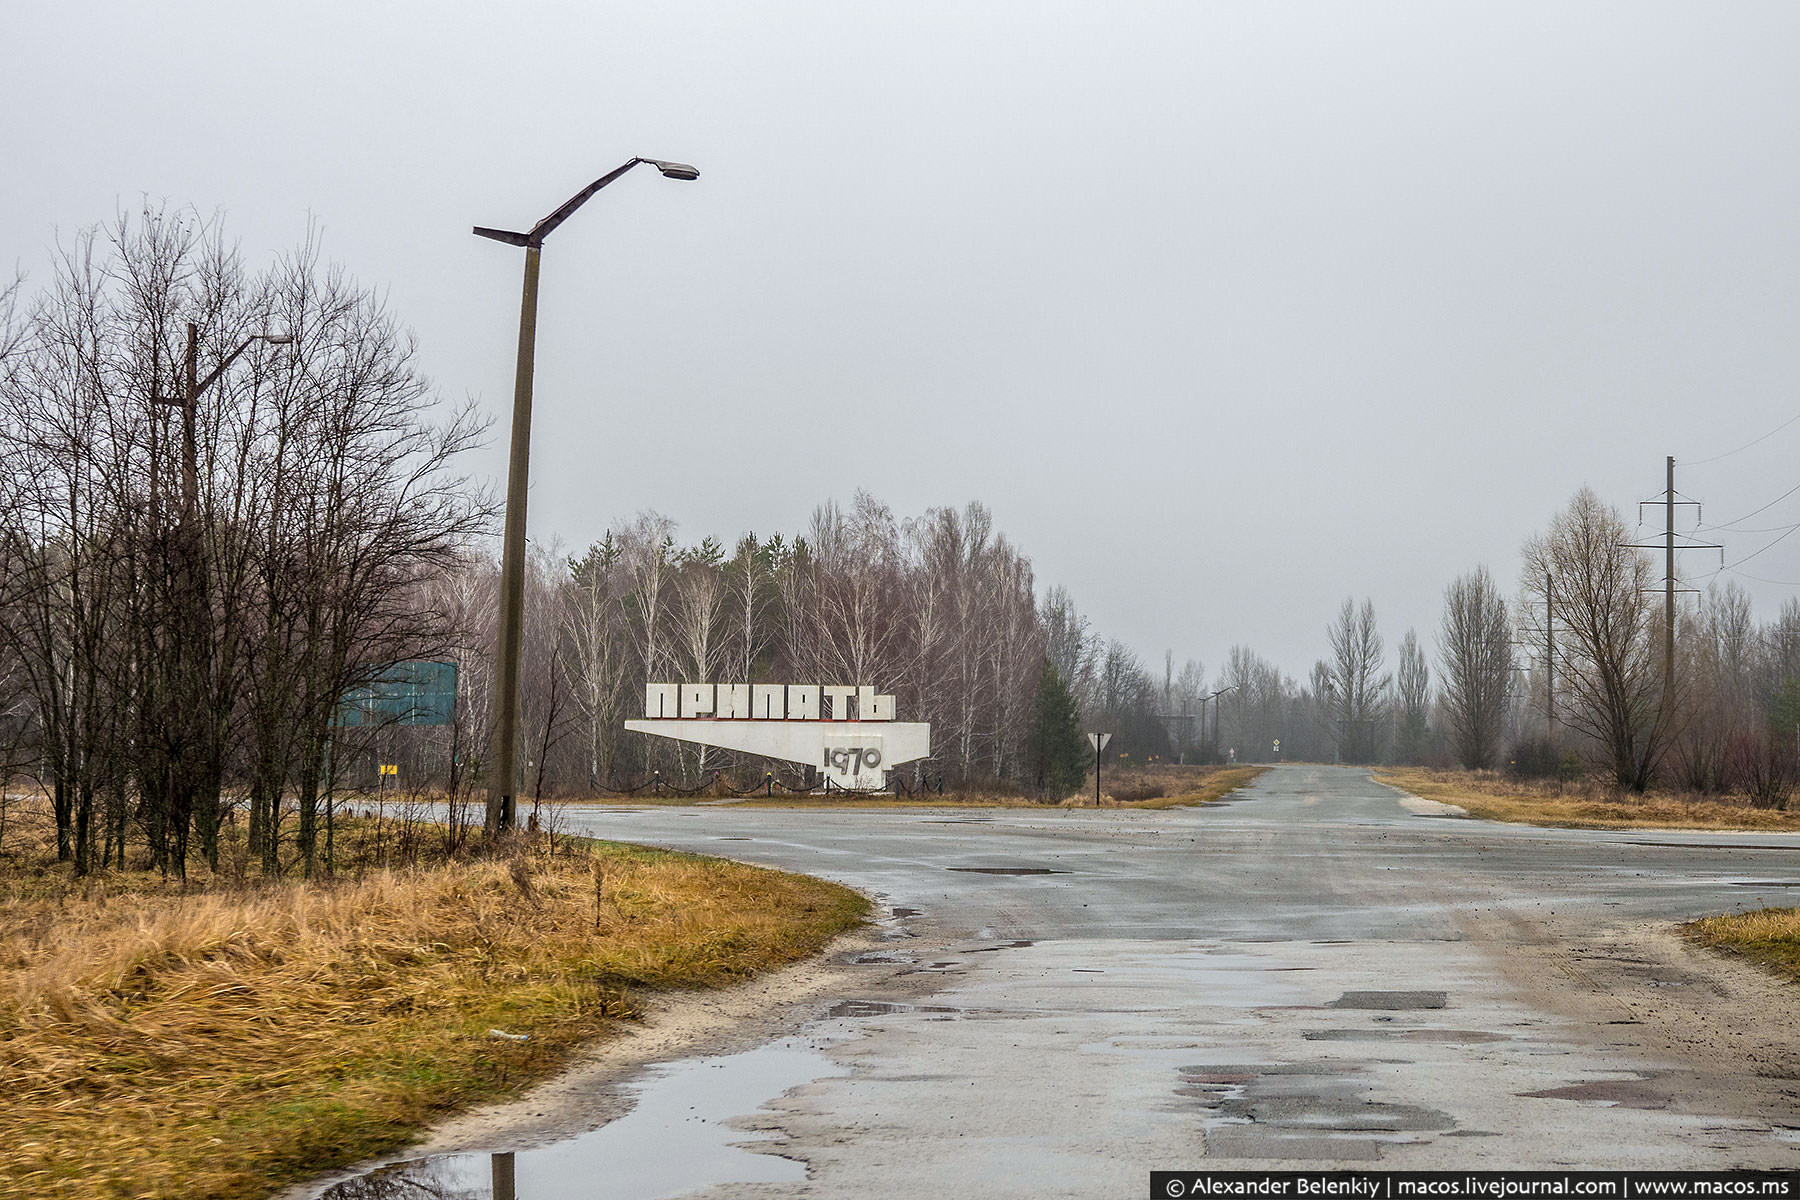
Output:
[643,158,700,181]
[260,333,295,345]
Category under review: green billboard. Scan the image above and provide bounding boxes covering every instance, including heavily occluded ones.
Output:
[336,661,458,727]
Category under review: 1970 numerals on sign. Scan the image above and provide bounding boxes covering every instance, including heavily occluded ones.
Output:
[824,746,882,773]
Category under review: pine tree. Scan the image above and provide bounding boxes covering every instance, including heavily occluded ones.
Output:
[1024,663,1087,800]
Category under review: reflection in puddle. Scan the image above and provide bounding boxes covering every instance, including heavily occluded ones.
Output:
[947,866,1064,875]
[825,999,962,1018]
[315,1043,843,1200]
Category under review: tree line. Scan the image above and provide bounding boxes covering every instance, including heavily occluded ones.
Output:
[0,209,485,878]
[1212,486,1800,805]
[414,498,1199,811]
[0,211,1197,879]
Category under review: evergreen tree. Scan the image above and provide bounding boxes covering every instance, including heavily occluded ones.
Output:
[1023,663,1087,800]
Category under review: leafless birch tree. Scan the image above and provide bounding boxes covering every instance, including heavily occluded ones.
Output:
[1438,567,1511,770]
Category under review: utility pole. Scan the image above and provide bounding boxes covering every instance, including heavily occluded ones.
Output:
[474,156,698,835]
[1153,698,1198,763]
[153,322,291,872]
[1542,570,1556,730]
[1665,454,1675,698]
[1201,686,1235,761]
[1628,457,1717,712]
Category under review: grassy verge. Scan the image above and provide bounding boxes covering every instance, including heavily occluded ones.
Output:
[1373,766,1800,831]
[0,833,867,1200]
[584,763,1272,810]
[1090,764,1269,809]
[1684,908,1800,981]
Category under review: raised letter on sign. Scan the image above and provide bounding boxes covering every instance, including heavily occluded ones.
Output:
[645,683,679,718]
[788,685,820,720]
[821,685,855,720]
[716,683,751,719]
[681,683,715,718]
[751,683,786,720]
[857,686,895,720]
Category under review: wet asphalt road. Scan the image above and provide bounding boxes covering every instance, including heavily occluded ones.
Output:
[549,764,1800,1188]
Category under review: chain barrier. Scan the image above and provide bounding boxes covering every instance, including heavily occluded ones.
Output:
[595,767,946,800]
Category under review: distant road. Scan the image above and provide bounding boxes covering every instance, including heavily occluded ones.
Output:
[560,764,1800,1187]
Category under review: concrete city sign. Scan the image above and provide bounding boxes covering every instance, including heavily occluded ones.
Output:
[624,683,931,790]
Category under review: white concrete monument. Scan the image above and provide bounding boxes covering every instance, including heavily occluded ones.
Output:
[624,683,930,790]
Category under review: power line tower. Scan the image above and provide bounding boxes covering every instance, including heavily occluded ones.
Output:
[1626,455,1720,703]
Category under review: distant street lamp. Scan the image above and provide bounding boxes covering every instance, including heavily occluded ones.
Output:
[159,323,295,518]
[155,323,292,862]
[1202,686,1236,757]
[475,157,699,834]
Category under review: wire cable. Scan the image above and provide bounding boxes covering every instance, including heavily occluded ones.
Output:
[1725,521,1800,571]
[1688,410,1800,466]
[1699,479,1800,531]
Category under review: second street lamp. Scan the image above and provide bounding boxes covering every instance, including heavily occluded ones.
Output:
[475,156,698,834]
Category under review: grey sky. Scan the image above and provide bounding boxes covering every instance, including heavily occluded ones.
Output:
[6,2,1800,681]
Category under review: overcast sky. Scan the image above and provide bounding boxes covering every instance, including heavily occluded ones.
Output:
[6,2,1800,682]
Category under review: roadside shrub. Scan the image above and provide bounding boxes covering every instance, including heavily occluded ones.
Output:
[1725,732,1794,810]
[1670,730,1730,795]
[1507,736,1562,780]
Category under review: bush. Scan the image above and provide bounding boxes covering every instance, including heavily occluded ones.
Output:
[1725,732,1794,810]
[1506,736,1563,780]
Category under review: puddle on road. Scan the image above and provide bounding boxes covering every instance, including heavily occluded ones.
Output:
[947,866,1066,876]
[1304,1028,1508,1043]
[826,1000,963,1018]
[1622,841,1800,852]
[1519,1073,1671,1110]
[890,907,920,917]
[314,1042,843,1200]
[1328,990,1448,1011]
[1180,1061,1455,1160]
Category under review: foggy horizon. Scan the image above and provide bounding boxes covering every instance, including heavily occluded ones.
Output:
[7,1,1800,684]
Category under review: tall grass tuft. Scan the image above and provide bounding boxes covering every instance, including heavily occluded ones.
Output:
[0,839,867,1200]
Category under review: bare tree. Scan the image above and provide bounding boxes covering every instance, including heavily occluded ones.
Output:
[1325,598,1388,763]
[1042,586,1098,713]
[1522,488,1671,790]
[0,209,487,878]
[1220,645,1287,761]
[1393,629,1432,764]
[1438,567,1511,770]
[564,534,631,788]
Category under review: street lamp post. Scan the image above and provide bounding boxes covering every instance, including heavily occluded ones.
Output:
[161,322,295,518]
[1202,686,1236,759]
[154,323,292,871]
[475,157,698,834]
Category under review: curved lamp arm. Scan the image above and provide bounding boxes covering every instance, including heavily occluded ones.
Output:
[474,156,699,249]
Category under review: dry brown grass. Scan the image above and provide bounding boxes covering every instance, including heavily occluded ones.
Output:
[1374,766,1800,831]
[0,824,866,1200]
[578,763,1269,811]
[1684,908,1800,981]
[1057,764,1269,809]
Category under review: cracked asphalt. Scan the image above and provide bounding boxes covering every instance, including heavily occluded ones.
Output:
[338,763,1800,1197]
[567,764,1800,1187]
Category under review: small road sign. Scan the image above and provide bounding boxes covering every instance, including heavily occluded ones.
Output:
[1087,733,1112,751]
